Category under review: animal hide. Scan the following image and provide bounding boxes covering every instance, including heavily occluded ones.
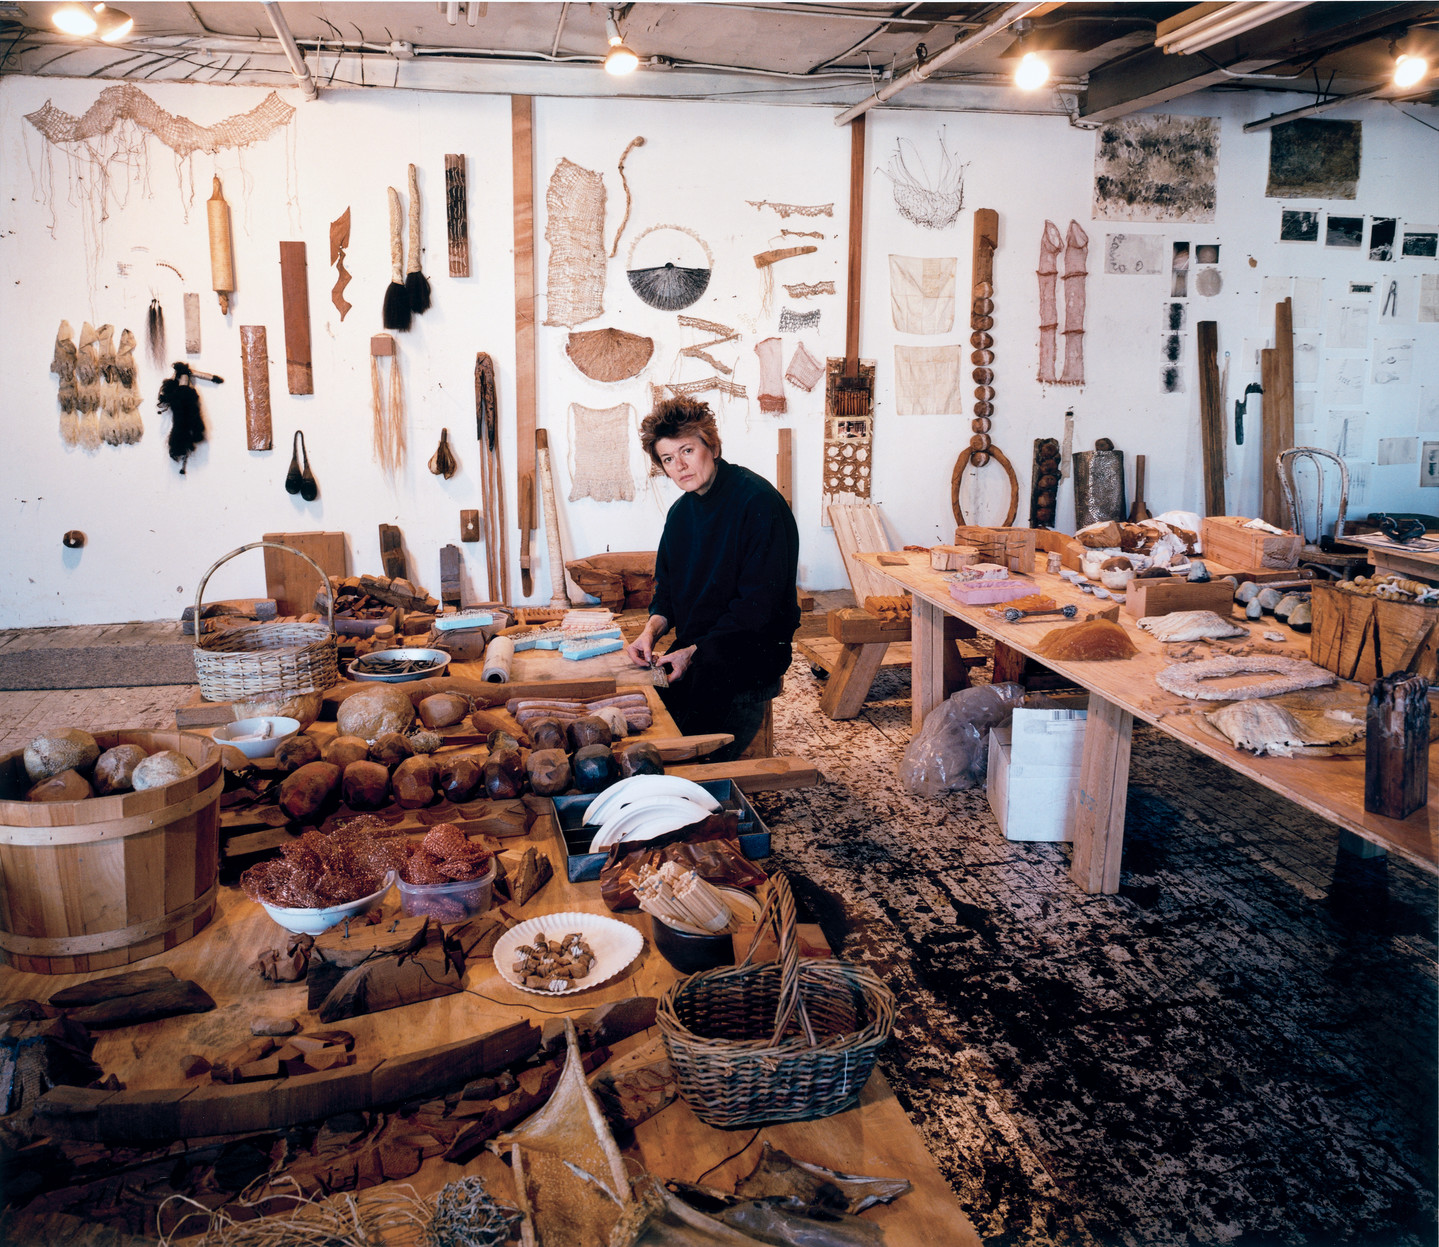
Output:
[1156,655,1336,700]
[1205,699,1363,756]
[1137,610,1247,642]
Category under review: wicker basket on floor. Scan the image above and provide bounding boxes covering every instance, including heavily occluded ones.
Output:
[190,542,339,702]
[656,872,895,1127]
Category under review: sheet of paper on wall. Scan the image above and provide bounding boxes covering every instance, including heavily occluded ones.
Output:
[1260,275,1291,311]
[1368,217,1398,262]
[1371,339,1414,387]
[1291,277,1322,329]
[1421,443,1439,487]
[1240,338,1267,373]
[888,255,956,334]
[1322,356,1367,407]
[1345,460,1370,509]
[1377,437,1419,467]
[1093,114,1219,223]
[1325,215,1365,249]
[1164,300,1187,331]
[1294,390,1316,430]
[1378,276,1411,323]
[893,345,965,416]
[1325,301,1370,351]
[1104,233,1166,275]
[1419,274,1439,324]
[1402,227,1438,259]
[1293,331,1321,385]
[1421,387,1439,430]
[1330,411,1366,458]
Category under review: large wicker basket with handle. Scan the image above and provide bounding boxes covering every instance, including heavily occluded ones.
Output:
[191,541,339,702]
[656,872,895,1127]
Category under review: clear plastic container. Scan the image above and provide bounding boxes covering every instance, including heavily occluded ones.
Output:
[397,862,495,922]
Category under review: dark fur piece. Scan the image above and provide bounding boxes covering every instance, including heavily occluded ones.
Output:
[405,269,431,314]
[147,298,166,369]
[382,281,412,331]
[158,364,205,473]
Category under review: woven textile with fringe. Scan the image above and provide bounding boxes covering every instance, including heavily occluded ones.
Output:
[568,403,635,503]
[756,337,787,414]
[657,872,895,1127]
[544,158,606,328]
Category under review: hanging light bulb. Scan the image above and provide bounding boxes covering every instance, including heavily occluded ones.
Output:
[605,10,639,76]
[51,2,98,35]
[1394,51,1429,88]
[51,1,132,40]
[94,3,134,42]
[1010,19,1050,91]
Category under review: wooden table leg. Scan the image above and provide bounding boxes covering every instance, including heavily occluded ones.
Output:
[912,597,967,731]
[992,640,1028,685]
[820,641,890,719]
[1070,692,1133,894]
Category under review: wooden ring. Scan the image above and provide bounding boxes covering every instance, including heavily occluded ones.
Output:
[951,441,1019,528]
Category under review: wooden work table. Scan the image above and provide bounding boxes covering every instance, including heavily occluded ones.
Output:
[0,796,978,1245]
[859,551,1439,893]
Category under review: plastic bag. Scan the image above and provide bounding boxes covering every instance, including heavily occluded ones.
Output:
[899,682,1025,798]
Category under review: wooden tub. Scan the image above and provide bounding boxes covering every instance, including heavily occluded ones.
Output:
[0,730,222,974]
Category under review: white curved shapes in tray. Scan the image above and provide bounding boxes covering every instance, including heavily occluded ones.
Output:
[492,911,645,997]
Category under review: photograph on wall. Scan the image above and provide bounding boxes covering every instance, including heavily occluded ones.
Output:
[1402,226,1438,258]
[1421,441,1439,487]
[1379,276,1409,321]
[1093,114,1219,223]
[1421,273,1439,324]
[1104,233,1165,274]
[1266,118,1362,199]
[1325,216,1365,249]
[1369,217,1397,261]
[1280,210,1319,242]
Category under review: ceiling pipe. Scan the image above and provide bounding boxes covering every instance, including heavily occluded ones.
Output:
[261,1,319,99]
[834,2,1046,126]
[1242,81,1425,132]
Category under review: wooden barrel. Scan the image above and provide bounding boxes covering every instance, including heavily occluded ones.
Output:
[0,730,221,974]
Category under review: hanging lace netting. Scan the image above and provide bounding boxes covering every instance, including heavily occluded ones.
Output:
[544,158,606,327]
[882,131,967,231]
[568,403,635,502]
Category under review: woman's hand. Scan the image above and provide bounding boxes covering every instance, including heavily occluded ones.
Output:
[625,615,668,668]
[656,644,697,683]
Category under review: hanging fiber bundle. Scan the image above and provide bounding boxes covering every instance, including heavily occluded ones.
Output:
[147,297,166,368]
[383,187,412,331]
[158,362,205,473]
[404,163,431,314]
[370,334,405,473]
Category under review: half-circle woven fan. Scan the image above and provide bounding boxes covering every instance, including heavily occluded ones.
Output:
[566,327,655,382]
[626,224,714,312]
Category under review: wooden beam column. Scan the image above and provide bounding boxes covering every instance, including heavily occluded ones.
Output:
[512,96,538,598]
[1070,693,1134,894]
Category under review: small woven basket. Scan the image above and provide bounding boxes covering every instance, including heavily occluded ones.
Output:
[656,872,894,1127]
[190,542,339,702]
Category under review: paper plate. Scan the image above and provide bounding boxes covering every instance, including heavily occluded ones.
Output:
[493,911,645,997]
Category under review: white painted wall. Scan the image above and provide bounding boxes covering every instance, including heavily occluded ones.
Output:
[1,76,1436,627]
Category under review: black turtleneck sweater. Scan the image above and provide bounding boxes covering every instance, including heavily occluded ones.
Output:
[647,458,800,669]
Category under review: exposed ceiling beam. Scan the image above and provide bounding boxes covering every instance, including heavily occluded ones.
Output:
[1243,81,1434,131]
[1081,1,1428,122]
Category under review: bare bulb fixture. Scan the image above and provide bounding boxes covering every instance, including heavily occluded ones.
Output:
[52,1,132,40]
[1010,18,1049,91]
[1394,51,1429,88]
[605,10,639,76]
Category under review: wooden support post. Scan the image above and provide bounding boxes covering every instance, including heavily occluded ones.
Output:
[1263,298,1294,527]
[777,427,793,508]
[512,97,538,597]
[1197,320,1224,516]
[1260,346,1280,526]
[1365,672,1429,820]
[992,641,1028,685]
[910,597,971,731]
[239,326,272,450]
[278,241,313,395]
[1070,693,1133,894]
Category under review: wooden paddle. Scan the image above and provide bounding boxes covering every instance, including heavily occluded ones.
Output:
[1128,454,1149,522]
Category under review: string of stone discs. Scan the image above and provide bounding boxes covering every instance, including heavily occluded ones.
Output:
[971,282,995,465]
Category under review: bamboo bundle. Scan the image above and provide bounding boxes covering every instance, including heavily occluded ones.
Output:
[635,863,736,934]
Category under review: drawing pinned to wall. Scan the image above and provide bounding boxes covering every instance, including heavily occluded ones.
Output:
[1417,274,1439,323]
[1332,411,1366,458]
[1295,390,1316,431]
[1161,330,1186,394]
[882,131,967,230]
[1325,215,1364,249]
[1322,356,1367,407]
[1327,301,1370,351]
[626,224,713,312]
[1196,268,1222,297]
[1093,114,1218,223]
[1377,436,1418,466]
[1294,331,1321,385]
[1379,277,1408,322]
[1195,244,1219,265]
[1292,278,1322,329]
[1280,210,1320,242]
[1421,387,1439,428]
[1369,217,1398,261]
[1402,226,1437,258]
[544,158,607,327]
[1350,281,1375,295]
[1171,241,1190,297]
[894,345,965,415]
[1266,119,1362,199]
[1260,275,1290,310]
[889,255,956,333]
[1165,301,1187,331]
[1105,233,1165,274]
[1373,340,1415,386]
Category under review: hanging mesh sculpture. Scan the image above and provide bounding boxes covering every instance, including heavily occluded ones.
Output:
[747,200,834,218]
[784,280,836,299]
[786,342,824,392]
[566,328,654,382]
[1060,221,1089,385]
[755,337,787,414]
[651,377,746,404]
[544,158,607,327]
[568,403,635,502]
[678,315,740,375]
[778,307,821,333]
[627,225,713,311]
[883,132,967,230]
[1037,221,1064,383]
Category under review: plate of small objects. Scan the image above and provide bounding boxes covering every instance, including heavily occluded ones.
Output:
[492,911,645,996]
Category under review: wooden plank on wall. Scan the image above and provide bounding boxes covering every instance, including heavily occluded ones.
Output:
[262,533,346,616]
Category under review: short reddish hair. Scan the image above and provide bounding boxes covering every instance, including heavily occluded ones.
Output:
[639,396,722,470]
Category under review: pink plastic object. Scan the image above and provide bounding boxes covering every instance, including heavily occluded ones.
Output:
[949,578,1036,606]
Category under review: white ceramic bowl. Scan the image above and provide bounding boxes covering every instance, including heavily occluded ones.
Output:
[260,872,395,936]
[214,716,301,759]
[347,647,450,683]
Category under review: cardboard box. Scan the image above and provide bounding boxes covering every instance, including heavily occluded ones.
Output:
[987,702,1088,842]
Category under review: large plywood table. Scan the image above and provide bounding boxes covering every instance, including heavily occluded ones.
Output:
[860,551,1439,895]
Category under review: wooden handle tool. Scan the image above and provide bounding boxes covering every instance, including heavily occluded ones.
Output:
[207,177,234,315]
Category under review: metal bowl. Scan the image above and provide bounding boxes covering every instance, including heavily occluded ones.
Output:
[347,647,450,683]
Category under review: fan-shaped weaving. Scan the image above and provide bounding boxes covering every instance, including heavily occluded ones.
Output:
[627,225,714,312]
[566,328,654,382]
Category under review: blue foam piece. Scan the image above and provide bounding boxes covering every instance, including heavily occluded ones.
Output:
[560,637,624,661]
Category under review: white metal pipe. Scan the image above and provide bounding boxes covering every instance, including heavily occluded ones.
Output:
[1242,82,1400,132]
[834,1,1044,125]
[261,1,319,99]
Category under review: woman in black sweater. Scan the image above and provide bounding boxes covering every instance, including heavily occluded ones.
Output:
[625,397,799,760]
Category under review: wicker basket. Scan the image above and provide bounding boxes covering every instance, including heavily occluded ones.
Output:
[191,541,339,702]
[656,872,895,1127]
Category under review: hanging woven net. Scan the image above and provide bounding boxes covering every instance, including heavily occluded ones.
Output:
[883,131,968,230]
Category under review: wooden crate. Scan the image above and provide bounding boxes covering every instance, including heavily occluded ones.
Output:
[1121,578,1236,618]
[1310,582,1439,683]
[954,526,1038,574]
[1201,517,1303,571]
[262,532,347,616]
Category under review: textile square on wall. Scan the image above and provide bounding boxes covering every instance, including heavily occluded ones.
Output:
[894,345,965,416]
[1266,119,1362,199]
[1093,114,1219,224]
[889,255,957,334]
